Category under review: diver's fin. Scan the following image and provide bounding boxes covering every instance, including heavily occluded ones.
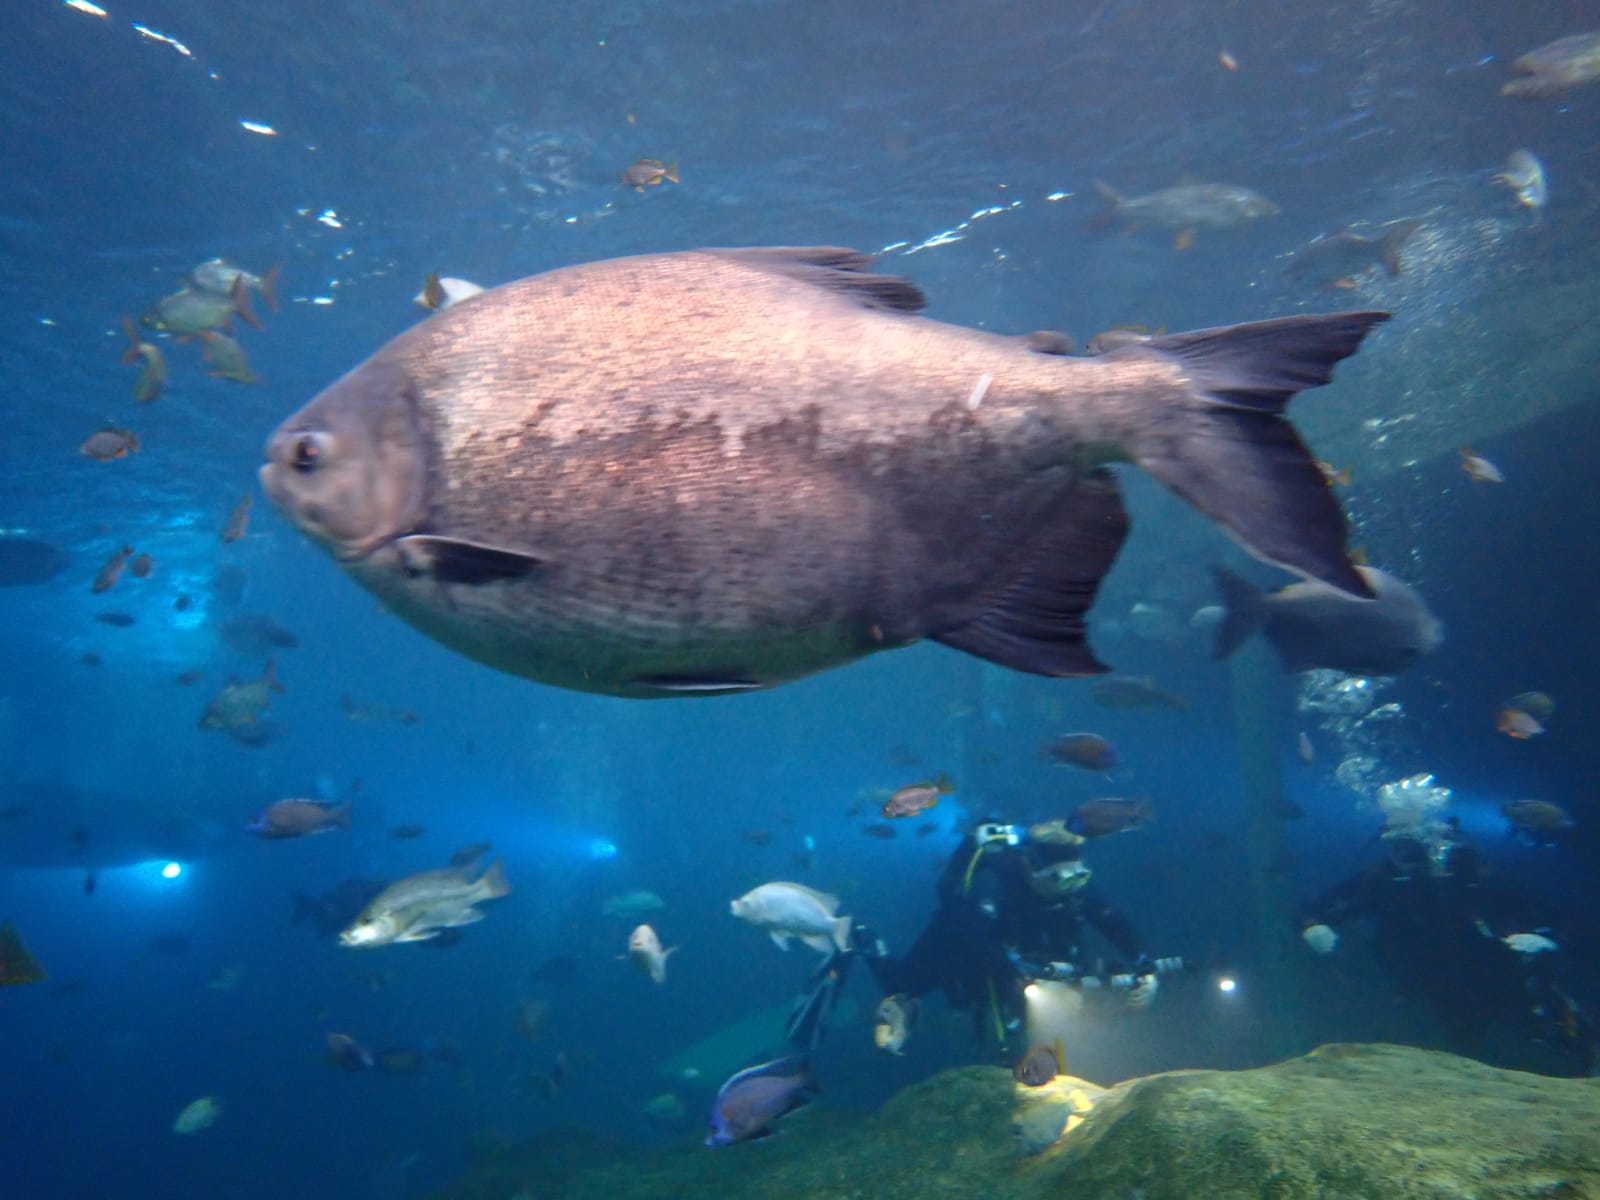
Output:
[931,468,1126,677]
[710,247,927,313]
[395,535,544,585]
[1134,312,1387,597]
[1379,221,1422,277]
[1209,566,1267,660]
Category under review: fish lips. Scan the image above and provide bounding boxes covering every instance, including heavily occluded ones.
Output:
[260,357,431,564]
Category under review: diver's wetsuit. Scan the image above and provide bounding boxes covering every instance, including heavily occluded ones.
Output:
[868,834,1144,1039]
[1299,844,1597,1075]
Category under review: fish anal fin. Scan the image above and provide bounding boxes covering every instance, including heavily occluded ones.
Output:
[395,535,544,586]
[931,469,1128,678]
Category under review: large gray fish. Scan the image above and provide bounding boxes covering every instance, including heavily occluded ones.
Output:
[1211,564,1442,676]
[260,246,1384,698]
[1501,31,1600,98]
[1283,222,1423,289]
[1092,180,1279,234]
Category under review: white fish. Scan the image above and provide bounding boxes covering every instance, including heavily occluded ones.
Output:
[1502,932,1558,955]
[1301,923,1339,954]
[627,923,676,984]
[1492,150,1547,211]
[730,881,851,954]
[172,1095,221,1134]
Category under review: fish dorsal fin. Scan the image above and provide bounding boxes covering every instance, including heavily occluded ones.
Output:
[709,247,927,314]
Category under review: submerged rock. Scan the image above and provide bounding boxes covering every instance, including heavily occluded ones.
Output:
[425,1044,1600,1199]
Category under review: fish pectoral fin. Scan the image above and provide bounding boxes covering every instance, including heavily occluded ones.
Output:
[395,535,544,586]
[930,469,1127,678]
[800,934,836,954]
[770,931,792,950]
[395,928,441,943]
[440,908,486,927]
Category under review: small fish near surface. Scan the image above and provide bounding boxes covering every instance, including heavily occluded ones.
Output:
[1282,221,1423,289]
[172,1095,221,1135]
[1210,564,1442,677]
[326,1031,375,1072]
[121,317,168,402]
[189,259,280,310]
[1492,150,1548,213]
[196,331,257,384]
[339,860,511,947]
[80,427,140,461]
[246,798,351,839]
[706,1057,816,1147]
[91,545,134,594]
[198,658,285,732]
[1067,797,1153,838]
[602,889,664,918]
[414,274,485,312]
[1495,706,1545,739]
[339,694,421,726]
[1089,674,1189,711]
[881,773,954,818]
[1092,179,1279,248]
[219,613,298,655]
[627,923,676,984]
[259,245,1386,700]
[730,881,852,954]
[1501,31,1600,99]
[144,275,260,336]
[1458,447,1504,484]
[95,611,135,628]
[622,158,679,191]
[221,495,254,543]
[0,922,47,986]
[1501,799,1574,839]
[129,552,154,579]
[1043,732,1119,771]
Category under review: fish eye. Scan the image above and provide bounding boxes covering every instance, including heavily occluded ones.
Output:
[291,433,327,472]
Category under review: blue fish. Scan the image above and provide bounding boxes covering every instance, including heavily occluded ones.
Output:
[705,1056,815,1147]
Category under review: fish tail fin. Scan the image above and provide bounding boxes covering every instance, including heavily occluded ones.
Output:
[263,656,288,693]
[478,860,513,900]
[664,161,680,184]
[832,914,853,954]
[1087,180,1123,231]
[260,263,282,311]
[120,317,142,363]
[1379,221,1422,277]
[231,275,264,331]
[1210,566,1266,659]
[1130,313,1387,595]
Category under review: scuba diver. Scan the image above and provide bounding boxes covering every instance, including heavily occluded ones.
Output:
[1297,830,1598,1076]
[786,818,1179,1054]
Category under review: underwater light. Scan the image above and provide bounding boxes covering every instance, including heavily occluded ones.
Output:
[1217,976,1237,994]
[586,838,618,861]
[1023,982,1041,1000]
[161,862,183,879]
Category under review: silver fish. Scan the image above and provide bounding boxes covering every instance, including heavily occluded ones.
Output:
[1501,32,1600,99]
[261,246,1383,698]
[1283,221,1423,288]
[339,860,511,947]
[1093,180,1279,233]
[1211,564,1442,676]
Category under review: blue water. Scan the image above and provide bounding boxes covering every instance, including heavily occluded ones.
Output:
[3,2,1599,1196]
